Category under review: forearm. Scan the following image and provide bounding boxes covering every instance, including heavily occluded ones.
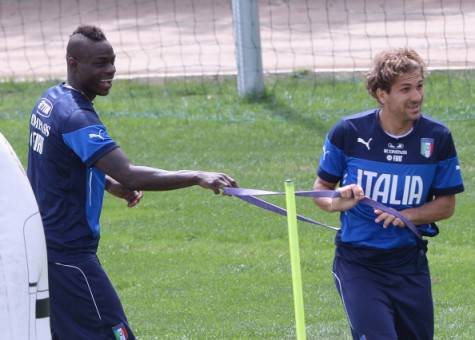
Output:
[313,179,335,212]
[105,175,117,192]
[95,148,236,194]
[122,165,201,191]
[401,195,455,225]
[313,177,366,212]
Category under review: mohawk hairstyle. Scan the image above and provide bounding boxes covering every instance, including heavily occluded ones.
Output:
[70,25,107,42]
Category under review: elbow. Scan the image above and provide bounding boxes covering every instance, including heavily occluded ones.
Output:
[443,204,455,220]
[113,165,140,190]
[438,195,456,220]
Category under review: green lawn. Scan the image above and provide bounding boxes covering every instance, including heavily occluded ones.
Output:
[1,72,474,339]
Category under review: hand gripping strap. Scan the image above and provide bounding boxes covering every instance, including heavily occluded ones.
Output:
[223,187,421,239]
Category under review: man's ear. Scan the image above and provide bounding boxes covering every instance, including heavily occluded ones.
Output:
[376,88,386,105]
[67,56,78,70]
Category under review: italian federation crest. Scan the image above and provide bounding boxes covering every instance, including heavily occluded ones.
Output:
[420,138,434,158]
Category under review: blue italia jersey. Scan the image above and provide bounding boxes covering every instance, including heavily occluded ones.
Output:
[27,84,118,259]
[318,109,464,249]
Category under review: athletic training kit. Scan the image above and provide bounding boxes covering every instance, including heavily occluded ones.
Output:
[27,84,134,340]
[318,109,464,339]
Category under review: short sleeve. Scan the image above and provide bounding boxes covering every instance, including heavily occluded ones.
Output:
[430,131,464,195]
[61,110,118,166]
[317,121,347,183]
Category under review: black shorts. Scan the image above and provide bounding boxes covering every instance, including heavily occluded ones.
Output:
[48,254,135,340]
[333,245,433,340]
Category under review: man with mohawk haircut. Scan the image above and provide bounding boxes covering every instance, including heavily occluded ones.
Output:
[27,25,237,339]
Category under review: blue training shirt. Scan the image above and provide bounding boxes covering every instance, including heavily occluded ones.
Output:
[27,84,118,260]
[318,109,464,250]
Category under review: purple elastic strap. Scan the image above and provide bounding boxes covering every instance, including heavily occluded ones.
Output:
[223,187,421,238]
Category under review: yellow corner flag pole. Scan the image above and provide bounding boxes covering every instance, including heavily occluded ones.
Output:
[285,180,307,340]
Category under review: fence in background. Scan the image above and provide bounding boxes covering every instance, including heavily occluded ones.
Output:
[0,0,474,113]
[1,0,474,81]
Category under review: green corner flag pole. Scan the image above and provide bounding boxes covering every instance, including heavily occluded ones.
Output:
[285,180,307,340]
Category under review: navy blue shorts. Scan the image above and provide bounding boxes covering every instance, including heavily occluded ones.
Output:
[332,246,433,340]
[48,254,135,340]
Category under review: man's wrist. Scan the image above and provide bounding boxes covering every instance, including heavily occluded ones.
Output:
[191,171,202,186]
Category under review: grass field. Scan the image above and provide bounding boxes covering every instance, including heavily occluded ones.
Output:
[1,72,474,339]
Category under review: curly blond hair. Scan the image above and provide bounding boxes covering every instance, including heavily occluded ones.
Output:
[366,48,426,103]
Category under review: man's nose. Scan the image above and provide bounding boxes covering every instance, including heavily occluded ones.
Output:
[411,88,423,101]
[106,63,116,75]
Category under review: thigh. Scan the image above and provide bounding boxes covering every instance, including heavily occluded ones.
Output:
[333,257,398,340]
[49,255,135,340]
[393,271,433,340]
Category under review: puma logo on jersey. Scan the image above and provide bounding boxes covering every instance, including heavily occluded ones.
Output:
[357,137,372,150]
[322,145,330,160]
[88,130,105,141]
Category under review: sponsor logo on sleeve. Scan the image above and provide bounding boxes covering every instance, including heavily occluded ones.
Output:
[36,98,54,118]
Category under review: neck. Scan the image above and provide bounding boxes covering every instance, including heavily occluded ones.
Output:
[65,80,94,101]
[378,108,414,136]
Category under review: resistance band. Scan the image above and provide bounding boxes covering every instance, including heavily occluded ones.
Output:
[223,187,421,239]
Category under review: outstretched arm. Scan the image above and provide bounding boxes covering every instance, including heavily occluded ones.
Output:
[95,148,238,194]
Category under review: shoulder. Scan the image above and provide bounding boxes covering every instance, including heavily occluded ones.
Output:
[62,108,103,134]
[328,109,378,141]
[38,84,94,119]
[415,114,458,160]
[416,114,454,147]
[418,114,452,137]
[40,85,101,133]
